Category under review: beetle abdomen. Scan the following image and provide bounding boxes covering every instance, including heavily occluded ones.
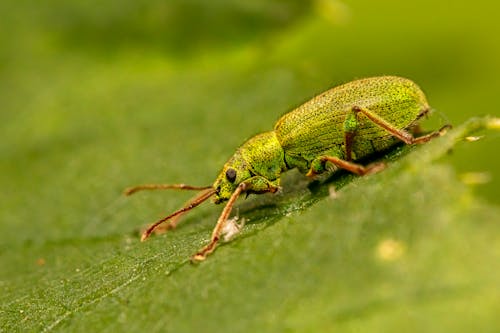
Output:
[275,76,429,170]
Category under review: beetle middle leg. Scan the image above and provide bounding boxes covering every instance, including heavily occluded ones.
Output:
[306,155,385,177]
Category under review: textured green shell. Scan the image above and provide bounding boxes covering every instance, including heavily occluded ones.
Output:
[274,76,429,170]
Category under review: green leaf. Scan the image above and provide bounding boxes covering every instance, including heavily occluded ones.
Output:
[1,1,500,332]
[1,115,499,332]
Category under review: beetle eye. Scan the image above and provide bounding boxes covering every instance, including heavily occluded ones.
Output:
[225,168,237,183]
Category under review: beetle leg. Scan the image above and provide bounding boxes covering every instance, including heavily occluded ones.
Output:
[310,105,450,178]
[343,108,359,161]
[306,155,385,177]
[191,176,280,262]
[409,124,452,143]
[351,106,450,144]
[192,183,246,262]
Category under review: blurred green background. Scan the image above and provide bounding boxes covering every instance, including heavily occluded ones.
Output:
[0,0,499,332]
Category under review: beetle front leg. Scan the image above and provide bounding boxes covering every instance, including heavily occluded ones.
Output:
[191,183,245,262]
[191,176,280,262]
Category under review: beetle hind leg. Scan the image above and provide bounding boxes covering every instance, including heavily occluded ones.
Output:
[350,106,449,145]
[307,105,451,178]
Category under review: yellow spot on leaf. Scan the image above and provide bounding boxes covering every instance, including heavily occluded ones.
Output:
[376,239,405,262]
[486,117,500,129]
[460,172,491,185]
[465,136,483,142]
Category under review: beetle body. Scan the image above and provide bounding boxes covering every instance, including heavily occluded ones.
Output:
[213,76,431,202]
[126,76,448,261]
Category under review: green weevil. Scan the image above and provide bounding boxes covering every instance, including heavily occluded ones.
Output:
[125,75,449,261]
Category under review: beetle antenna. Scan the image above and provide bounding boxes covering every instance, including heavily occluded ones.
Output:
[124,184,212,196]
[140,187,216,241]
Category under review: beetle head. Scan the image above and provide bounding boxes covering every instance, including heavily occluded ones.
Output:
[212,151,252,204]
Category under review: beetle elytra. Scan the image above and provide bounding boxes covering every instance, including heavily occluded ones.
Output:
[125,76,449,261]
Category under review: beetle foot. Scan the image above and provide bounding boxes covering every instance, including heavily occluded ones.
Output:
[191,237,219,262]
[140,221,177,238]
[191,253,207,262]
